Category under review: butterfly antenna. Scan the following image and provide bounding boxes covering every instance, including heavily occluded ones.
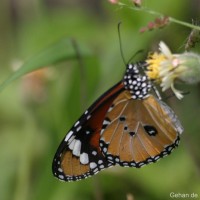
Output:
[127,49,144,64]
[118,22,127,65]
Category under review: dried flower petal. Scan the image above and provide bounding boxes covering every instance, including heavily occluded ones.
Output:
[140,16,169,33]
[133,0,142,7]
[108,0,118,4]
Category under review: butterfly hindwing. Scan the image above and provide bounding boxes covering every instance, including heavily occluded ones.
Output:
[99,90,183,167]
[52,82,124,181]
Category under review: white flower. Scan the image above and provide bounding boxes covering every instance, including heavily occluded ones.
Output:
[146,41,200,99]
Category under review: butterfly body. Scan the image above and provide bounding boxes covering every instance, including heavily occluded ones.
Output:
[52,62,183,182]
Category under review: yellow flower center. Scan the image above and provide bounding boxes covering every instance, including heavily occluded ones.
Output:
[146,53,166,82]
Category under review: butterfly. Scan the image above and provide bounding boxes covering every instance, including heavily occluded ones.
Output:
[52,61,184,182]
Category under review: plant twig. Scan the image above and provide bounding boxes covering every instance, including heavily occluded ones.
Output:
[118,2,200,31]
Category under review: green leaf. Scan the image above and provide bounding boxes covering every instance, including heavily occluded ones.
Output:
[0,37,92,92]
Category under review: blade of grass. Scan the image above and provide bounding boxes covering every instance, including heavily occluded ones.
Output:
[0,37,92,92]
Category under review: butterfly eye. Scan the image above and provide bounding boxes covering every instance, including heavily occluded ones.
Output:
[143,125,157,136]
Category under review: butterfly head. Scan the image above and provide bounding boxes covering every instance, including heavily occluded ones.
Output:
[123,63,152,99]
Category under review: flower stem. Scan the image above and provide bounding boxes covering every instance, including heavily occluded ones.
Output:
[118,2,200,31]
[169,17,200,30]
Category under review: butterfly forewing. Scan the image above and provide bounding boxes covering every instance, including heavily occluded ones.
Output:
[100,90,183,167]
[52,82,124,181]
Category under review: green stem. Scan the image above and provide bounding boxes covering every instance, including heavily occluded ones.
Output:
[169,17,200,30]
[118,2,200,31]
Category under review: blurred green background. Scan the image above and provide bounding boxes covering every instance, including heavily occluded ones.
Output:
[0,0,200,200]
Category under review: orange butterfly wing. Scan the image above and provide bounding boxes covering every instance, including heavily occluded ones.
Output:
[100,90,183,167]
[52,82,124,181]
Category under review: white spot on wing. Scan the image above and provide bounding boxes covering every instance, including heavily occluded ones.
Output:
[64,130,74,142]
[80,153,89,164]
[72,140,81,156]
[87,115,91,120]
[85,110,88,115]
[93,168,98,173]
[100,129,104,135]
[103,119,110,125]
[108,105,114,112]
[58,175,64,180]
[92,151,97,156]
[74,121,80,127]
[58,168,63,172]
[90,162,97,169]
[98,160,103,164]
[76,126,82,132]
[99,165,104,169]
[69,139,76,150]
[103,147,107,152]
[86,130,90,134]
[67,135,75,144]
